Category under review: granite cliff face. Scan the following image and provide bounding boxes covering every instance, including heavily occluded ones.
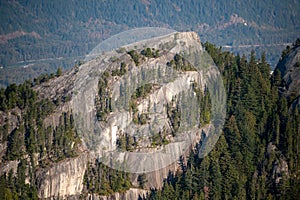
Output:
[0,32,225,199]
[276,46,300,109]
[36,153,89,198]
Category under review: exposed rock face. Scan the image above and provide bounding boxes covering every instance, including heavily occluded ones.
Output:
[267,143,289,184]
[291,96,300,111]
[36,153,91,199]
[1,31,225,199]
[34,125,210,200]
[276,46,300,103]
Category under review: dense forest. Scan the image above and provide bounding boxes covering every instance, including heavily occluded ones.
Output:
[0,38,299,199]
[146,41,300,199]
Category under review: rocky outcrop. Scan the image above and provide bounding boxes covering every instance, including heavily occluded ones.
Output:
[0,31,226,200]
[36,31,210,199]
[267,143,289,184]
[276,46,300,103]
[36,152,91,199]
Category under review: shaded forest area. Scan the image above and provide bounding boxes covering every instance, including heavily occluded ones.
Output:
[146,41,300,199]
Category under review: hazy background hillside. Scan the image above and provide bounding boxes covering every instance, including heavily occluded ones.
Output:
[0,0,299,87]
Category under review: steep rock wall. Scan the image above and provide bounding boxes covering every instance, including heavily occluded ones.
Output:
[36,152,92,199]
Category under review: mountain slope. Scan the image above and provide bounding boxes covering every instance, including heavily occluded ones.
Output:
[0,31,223,199]
[0,32,299,200]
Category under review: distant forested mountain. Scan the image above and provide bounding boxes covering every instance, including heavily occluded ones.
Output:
[0,0,299,87]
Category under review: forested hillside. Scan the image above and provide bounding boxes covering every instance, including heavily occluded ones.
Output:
[0,69,82,198]
[1,0,300,87]
[146,40,300,199]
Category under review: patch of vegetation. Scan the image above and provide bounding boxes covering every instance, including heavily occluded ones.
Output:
[151,128,170,147]
[83,160,132,196]
[0,160,39,200]
[0,72,81,162]
[280,38,300,61]
[5,111,80,163]
[56,67,62,77]
[127,50,140,66]
[96,70,112,121]
[166,98,181,136]
[137,173,148,189]
[141,48,160,58]
[112,62,127,76]
[0,81,37,111]
[116,132,138,151]
[138,113,150,125]
[129,100,139,124]
[167,54,197,71]
[132,83,156,100]
[130,83,158,125]
[191,82,212,125]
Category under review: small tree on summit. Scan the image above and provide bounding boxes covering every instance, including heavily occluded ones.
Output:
[56,67,62,77]
[293,38,300,48]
